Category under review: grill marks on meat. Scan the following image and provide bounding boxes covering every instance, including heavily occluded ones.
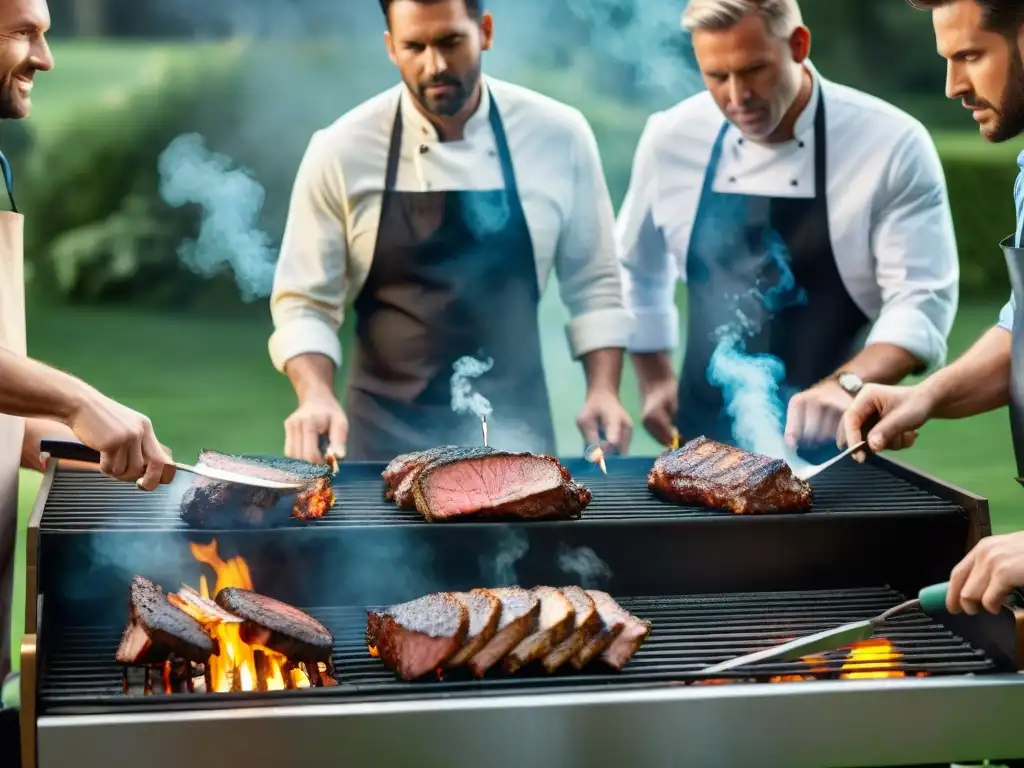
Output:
[369,588,649,679]
[384,446,497,510]
[215,587,333,662]
[412,452,592,522]
[116,577,215,666]
[369,593,469,681]
[647,436,813,515]
[180,451,335,528]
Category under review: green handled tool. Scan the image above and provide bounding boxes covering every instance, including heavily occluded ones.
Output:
[700,582,950,675]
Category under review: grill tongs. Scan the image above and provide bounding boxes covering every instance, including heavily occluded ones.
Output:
[700,582,952,675]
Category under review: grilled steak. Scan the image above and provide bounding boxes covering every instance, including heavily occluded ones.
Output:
[116,576,215,665]
[214,588,333,662]
[647,436,813,515]
[467,587,540,678]
[571,595,626,670]
[541,586,600,673]
[412,452,591,522]
[369,593,469,680]
[180,450,335,528]
[503,586,575,673]
[387,447,497,510]
[586,591,652,671]
[444,590,502,669]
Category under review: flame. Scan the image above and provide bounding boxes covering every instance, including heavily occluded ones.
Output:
[187,539,311,692]
[584,444,608,474]
[670,428,680,451]
[368,645,379,657]
[839,638,905,679]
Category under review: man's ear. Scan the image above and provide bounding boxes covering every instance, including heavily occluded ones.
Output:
[789,25,811,63]
[480,12,494,52]
[385,30,398,66]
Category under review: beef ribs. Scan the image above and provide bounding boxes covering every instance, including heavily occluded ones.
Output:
[444,589,502,669]
[647,436,813,515]
[585,591,652,671]
[467,587,540,678]
[180,451,335,528]
[503,586,575,673]
[214,588,333,662]
[412,452,592,522]
[386,447,497,510]
[541,586,600,673]
[116,576,215,666]
[368,593,469,681]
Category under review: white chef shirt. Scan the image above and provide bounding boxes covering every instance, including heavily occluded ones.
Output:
[616,62,960,371]
[268,75,632,373]
[995,149,1024,333]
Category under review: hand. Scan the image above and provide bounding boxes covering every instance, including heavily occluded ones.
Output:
[576,390,633,455]
[22,418,77,472]
[66,390,175,491]
[639,378,678,447]
[785,380,853,451]
[947,532,1024,615]
[284,391,349,464]
[836,383,928,461]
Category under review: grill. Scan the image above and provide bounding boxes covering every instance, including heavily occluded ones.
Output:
[20,451,1024,768]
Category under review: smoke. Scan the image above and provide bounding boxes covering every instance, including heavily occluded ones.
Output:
[557,544,612,589]
[158,133,276,302]
[450,356,495,418]
[480,527,530,585]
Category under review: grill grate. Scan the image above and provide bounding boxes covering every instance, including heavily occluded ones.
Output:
[37,457,965,532]
[38,587,997,715]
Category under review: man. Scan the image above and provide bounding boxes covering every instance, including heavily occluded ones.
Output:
[616,0,960,463]
[0,0,175,698]
[269,0,634,463]
[839,0,1024,617]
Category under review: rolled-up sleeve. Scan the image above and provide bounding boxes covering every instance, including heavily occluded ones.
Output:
[615,114,679,353]
[554,112,634,358]
[268,130,348,373]
[998,293,1015,332]
[864,121,959,370]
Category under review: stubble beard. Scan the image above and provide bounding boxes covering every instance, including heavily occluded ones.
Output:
[987,42,1024,143]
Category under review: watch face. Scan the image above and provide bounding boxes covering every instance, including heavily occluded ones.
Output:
[838,373,862,394]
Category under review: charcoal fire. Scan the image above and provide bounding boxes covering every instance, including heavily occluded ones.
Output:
[584,443,607,474]
[366,587,651,681]
[117,539,336,695]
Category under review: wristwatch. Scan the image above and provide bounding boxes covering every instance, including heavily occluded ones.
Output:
[836,371,864,396]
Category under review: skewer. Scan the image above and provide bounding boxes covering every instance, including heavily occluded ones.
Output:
[670,428,681,451]
[481,414,488,447]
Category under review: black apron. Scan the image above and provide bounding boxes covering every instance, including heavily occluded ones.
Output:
[677,94,869,464]
[1000,234,1024,482]
[345,94,557,461]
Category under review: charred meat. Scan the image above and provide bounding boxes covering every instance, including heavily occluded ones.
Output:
[385,446,497,510]
[571,596,626,670]
[648,436,813,515]
[369,593,469,681]
[466,587,540,678]
[215,587,334,662]
[586,590,652,671]
[412,452,591,522]
[116,576,215,666]
[542,586,600,673]
[444,590,502,669]
[504,586,576,673]
[180,450,335,528]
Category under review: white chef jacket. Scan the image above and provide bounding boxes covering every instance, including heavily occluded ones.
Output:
[616,62,960,370]
[268,75,632,373]
[995,149,1024,333]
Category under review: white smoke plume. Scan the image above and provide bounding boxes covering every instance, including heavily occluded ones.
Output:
[557,544,613,589]
[450,355,495,418]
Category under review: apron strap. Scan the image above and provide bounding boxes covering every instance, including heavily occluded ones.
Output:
[0,150,17,214]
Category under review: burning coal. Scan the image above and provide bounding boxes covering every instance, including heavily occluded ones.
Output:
[157,132,276,302]
[557,544,612,589]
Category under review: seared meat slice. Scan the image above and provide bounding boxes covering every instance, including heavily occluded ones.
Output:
[180,451,335,528]
[503,587,575,673]
[541,586,600,673]
[571,594,626,670]
[389,447,497,510]
[586,591,652,671]
[116,576,214,665]
[382,446,458,501]
[467,587,540,678]
[444,590,502,669]
[369,593,469,680]
[214,588,333,662]
[412,452,591,522]
[647,436,812,515]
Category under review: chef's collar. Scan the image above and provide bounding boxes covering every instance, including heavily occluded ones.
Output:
[400,75,492,143]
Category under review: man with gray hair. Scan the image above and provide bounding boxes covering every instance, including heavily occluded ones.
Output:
[617,0,959,463]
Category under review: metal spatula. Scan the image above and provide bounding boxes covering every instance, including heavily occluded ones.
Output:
[794,440,868,481]
[699,582,951,675]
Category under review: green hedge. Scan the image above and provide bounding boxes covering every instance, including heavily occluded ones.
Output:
[13,44,1021,309]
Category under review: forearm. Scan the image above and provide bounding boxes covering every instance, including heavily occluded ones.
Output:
[630,351,675,395]
[581,348,624,396]
[284,353,337,403]
[829,343,923,386]
[0,347,91,423]
[918,327,1011,420]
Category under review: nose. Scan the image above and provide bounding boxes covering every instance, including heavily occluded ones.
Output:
[945,60,968,100]
[424,47,448,78]
[30,35,54,72]
[728,75,748,108]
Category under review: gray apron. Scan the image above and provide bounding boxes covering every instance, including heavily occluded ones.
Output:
[1000,234,1024,482]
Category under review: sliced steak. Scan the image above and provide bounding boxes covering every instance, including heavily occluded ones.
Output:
[116,576,214,665]
[541,586,600,673]
[466,587,540,678]
[180,451,335,528]
[214,587,333,662]
[389,447,497,510]
[586,591,652,671]
[412,452,591,522]
[382,446,458,501]
[647,436,812,515]
[571,594,626,670]
[369,593,469,680]
[503,587,575,673]
[444,590,502,669]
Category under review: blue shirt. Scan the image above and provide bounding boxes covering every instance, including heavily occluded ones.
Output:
[996,148,1024,331]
